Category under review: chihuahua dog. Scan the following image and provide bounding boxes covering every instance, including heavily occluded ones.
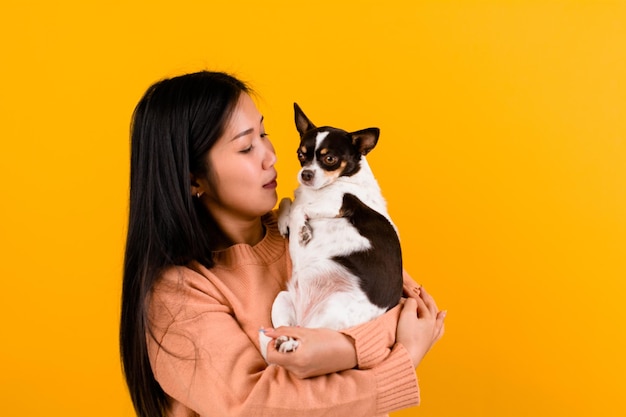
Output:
[259,103,403,358]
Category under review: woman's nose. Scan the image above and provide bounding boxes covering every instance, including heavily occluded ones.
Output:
[262,140,277,169]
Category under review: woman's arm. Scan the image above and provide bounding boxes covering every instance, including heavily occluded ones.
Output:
[264,288,445,377]
[147,266,420,417]
[266,270,445,377]
[263,304,401,377]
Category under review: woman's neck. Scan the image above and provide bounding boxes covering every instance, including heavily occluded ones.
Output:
[213,215,265,249]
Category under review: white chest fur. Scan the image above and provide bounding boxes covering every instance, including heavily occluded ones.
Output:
[273,157,394,329]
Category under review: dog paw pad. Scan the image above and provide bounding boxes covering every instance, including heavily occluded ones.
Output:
[298,221,313,245]
[275,335,299,353]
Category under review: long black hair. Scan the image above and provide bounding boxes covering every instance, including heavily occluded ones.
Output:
[120,71,250,417]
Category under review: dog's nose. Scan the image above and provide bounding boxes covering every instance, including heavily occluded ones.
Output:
[301,170,315,182]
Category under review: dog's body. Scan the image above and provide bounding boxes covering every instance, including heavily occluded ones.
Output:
[259,104,403,358]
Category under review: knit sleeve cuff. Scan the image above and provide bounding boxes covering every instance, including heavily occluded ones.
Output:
[374,343,420,414]
[340,305,401,369]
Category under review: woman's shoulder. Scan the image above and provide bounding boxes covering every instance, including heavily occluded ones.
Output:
[153,263,213,295]
[150,263,231,314]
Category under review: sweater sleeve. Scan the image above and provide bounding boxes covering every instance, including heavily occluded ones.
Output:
[147,267,419,417]
[340,305,400,369]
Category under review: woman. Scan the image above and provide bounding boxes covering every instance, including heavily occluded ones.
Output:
[120,71,446,417]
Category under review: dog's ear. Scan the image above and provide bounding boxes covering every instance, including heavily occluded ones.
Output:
[350,128,380,155]
[294,103,316,136]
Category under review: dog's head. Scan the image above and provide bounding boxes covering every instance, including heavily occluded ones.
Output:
[293,103,380,190]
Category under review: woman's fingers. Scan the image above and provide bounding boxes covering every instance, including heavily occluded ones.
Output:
[418,287,439,315]
[435,310,447,341]
[263,326,305,340]
[400,297,418,321]
[414,291,434,319]
[420,288,446,340]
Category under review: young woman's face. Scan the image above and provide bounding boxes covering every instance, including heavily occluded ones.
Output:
[200,93,278,221]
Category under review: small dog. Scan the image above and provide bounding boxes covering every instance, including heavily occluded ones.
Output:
[260,103,403,359]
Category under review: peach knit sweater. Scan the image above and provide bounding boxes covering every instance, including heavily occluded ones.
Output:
[147,212,420,417]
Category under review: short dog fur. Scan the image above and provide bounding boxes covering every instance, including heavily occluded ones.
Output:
[259,103,403,358]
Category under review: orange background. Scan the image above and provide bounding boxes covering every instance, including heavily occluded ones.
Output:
[1,1,624,416]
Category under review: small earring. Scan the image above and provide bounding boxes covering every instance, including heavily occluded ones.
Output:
[196,192,201,198]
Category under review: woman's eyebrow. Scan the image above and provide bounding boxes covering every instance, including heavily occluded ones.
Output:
[231,128,253,141]
[231,116,264,141]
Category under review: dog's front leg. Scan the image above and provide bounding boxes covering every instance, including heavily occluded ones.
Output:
[259,291,298,361]
[277,198,292,237]
[288,204,313,246]
[293,199,343,246]
[271,291,300,354]
[271,290,296,328]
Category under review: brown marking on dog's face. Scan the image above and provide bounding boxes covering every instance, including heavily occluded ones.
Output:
[321,160,347,183]
[297,145,309,164]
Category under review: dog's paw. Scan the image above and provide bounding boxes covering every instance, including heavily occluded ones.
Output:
[278,224,290,238]
[298,220,313,246]
[277,198,292,236]
[275,335,300,353]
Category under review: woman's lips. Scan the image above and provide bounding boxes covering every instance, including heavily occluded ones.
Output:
[263,176,278,189]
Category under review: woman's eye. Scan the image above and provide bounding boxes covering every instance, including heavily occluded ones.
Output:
[240,145,253,154]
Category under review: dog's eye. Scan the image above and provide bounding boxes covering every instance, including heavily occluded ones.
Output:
[322,155,338,165]
[297,151,306,161]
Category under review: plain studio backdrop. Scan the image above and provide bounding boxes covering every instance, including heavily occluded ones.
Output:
[1,1,624,416]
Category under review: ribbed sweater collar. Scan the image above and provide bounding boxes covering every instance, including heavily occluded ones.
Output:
[210,212,286,269]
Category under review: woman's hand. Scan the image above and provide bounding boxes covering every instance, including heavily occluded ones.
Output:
[396,287,446,368]
[264,327,357,379]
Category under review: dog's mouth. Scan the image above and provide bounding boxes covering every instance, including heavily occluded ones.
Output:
[298,168,338,190]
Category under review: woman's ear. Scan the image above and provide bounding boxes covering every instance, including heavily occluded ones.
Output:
[190,173,203,198]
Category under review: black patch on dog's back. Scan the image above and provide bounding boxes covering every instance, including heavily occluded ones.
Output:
[333,193,403,310]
